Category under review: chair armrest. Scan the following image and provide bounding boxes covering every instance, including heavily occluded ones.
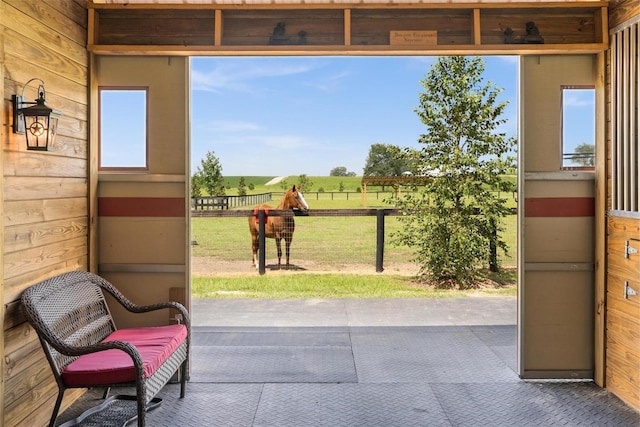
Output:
[126,302,190,329]
[44,337,144,368]
[98,279,190,329]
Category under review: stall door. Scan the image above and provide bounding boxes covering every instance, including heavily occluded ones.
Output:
[95,56,190,328]
[519,55,598,379]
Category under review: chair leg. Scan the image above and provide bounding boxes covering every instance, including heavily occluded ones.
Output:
[135,378,146,427]
[102,386,111,399]
[180,360,188,398]
[49,390,65,427]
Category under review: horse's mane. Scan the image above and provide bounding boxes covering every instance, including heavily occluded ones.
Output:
[277,186,298,210]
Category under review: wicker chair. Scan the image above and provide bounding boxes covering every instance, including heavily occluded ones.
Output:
[21,271,190,427]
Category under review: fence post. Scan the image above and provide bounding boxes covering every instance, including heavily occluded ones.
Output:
[489,217,498,272]
[376,209,385,273]
[259,209,266,275]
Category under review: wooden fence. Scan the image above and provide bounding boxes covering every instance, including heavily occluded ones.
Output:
[190,208,510,275]
[192,193,272,210]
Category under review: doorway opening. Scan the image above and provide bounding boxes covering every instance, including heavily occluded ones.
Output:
[187,55,520,381]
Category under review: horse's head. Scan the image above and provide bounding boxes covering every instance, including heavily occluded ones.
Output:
[285,185,309,212]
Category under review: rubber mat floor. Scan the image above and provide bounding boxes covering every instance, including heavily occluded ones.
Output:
[56,298,640,426]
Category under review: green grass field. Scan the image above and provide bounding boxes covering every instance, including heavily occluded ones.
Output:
[220,175,517,197]
[192,175,518,298]
[191,214,516,267]
[192,273,516,299]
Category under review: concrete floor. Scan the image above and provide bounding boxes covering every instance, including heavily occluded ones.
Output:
[56,298,639,426]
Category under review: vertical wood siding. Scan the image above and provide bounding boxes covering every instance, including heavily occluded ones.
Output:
[1,1,89,426]
[606,0,640,412]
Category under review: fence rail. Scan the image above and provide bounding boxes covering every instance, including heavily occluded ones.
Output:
[191,208,510,274]
[192,193,272,210]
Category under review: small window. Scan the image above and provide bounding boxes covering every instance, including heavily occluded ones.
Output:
[561,87,595,170]
[99,88,148,170]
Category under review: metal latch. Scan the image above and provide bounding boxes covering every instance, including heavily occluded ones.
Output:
[625,282,638,299]
[625,240,638,259]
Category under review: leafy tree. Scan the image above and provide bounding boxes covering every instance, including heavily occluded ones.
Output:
[248,183,255,191]
[363,143,408,176]
[390,56,516,288]
[297,174,313,192]
[573,143,595,166]
[238,177,247,197]
[279,178,289,191]
[339,181,345,192]
[330,166,348,176]
[190,174,202,197]
[195,150,225,196]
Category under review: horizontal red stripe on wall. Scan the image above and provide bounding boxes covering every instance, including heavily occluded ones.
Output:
[525,197,594,217]
[99,197,185,217]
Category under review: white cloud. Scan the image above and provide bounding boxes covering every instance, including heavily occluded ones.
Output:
[191,60,318,93]
[563,90,595,107]
[303,70,351,92]
[200,120,261,132]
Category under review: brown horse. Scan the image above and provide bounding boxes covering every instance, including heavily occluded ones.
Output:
[249,185,309,270]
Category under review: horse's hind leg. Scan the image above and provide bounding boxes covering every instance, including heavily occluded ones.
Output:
[275,238,283,269]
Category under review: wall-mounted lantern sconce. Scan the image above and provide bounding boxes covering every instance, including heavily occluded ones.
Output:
[12,78,61,151]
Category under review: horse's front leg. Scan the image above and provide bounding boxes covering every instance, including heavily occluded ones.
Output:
[251,231,259,269]
[275,237,283,269]
[284,237,292,270]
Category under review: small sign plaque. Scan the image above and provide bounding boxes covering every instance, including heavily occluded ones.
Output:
[390,30,438,46]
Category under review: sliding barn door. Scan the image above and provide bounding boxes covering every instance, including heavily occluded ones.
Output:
[94,56,190,328]
[519,55,598,379]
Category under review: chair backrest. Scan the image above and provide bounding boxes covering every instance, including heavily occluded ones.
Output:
[21,271,117,376]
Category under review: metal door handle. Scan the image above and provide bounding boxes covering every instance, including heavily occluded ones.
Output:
[624,282,638,299]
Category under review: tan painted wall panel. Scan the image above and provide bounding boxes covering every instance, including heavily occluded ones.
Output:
[98,218,186,264]
[525,178,595,198]
[524,217,595,263]
[522,55,596,172]
[95,56,187,175]
[100,273,186,329]
[98,181,185,198]
[521,55,598,379]
[523,271,594,372]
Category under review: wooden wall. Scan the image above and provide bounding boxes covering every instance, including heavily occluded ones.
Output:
[605,0,640,412]
[1,1,89,425]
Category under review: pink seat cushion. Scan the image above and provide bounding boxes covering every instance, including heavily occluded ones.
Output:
[62,324,187,386]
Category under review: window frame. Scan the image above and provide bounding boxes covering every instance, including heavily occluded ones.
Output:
[560,85,596,171]
[98,86,150,171]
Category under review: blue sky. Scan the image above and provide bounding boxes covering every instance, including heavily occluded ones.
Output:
[190,56,522,177]
[102,56,595,175]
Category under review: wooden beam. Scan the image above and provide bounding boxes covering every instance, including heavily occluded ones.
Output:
[215,9,222,47]
[473,8,481,45]
[594,51,606,387]
[344,9,351,47]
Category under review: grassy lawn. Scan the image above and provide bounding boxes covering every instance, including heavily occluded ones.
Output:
[192,273,517,299]
[191,214,517,267]
[192,175,518,298]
